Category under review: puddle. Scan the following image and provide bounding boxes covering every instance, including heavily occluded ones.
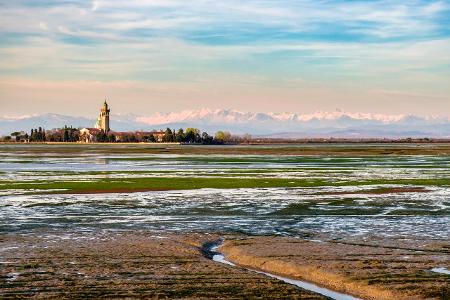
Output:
[6,272,19,282]
[431,267,450,275]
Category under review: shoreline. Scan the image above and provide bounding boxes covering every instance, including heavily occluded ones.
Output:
[2,139,450,145]
[2,142,450,156]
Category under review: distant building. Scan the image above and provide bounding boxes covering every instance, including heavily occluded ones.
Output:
[95,100,110,133]
[135,131,165,142]
[80,101,166,143]
[10,131,29,143]
[112,131,133,142]
[79,128,102,143]
[113,131,165,142]
[80,101,110,143]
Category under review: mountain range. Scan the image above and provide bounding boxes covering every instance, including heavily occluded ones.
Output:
[1,109,450,138]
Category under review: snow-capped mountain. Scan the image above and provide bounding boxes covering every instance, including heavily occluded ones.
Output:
[1,109,450,138]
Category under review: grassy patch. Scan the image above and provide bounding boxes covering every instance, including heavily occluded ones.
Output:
[0,177,328,194]
[1,176,448,194]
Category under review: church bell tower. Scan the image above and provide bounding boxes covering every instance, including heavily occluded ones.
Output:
[99,100,110,132]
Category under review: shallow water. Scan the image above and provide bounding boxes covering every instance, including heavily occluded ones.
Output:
[0,145,449,242]
[1,188,449,240]
[431,267,450,275]
[210,245,361,300]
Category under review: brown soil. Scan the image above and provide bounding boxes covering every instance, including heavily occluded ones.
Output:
[221,236,450,300]
[3,143,450,156]
[0,232,325,299]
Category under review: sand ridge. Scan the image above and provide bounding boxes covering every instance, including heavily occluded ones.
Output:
[220,236,450,300]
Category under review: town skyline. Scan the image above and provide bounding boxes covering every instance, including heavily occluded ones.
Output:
[1,0,449,116]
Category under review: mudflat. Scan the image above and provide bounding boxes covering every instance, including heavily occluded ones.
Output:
[1,143,449,299]
[0,233,325,299]
[2,142,450,156]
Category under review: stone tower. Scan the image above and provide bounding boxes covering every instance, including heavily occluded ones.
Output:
[99,100,110,132]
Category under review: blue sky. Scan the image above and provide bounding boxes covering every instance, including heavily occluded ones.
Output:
[0,0,449,116]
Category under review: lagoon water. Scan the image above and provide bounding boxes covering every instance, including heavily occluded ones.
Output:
[0,144,449,242]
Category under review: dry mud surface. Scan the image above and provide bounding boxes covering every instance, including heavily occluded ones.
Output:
[221,236,450,300]
[0,233,325,299]
[2,143,450,156]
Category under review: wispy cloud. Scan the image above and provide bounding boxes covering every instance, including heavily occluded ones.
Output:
[2,1,448,40]
[0,0,449,115]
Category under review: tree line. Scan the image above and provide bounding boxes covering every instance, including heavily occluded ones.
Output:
[95,128,237,144]
[159,128,232,144]
[8,127,48,142]
[2,126,251,144]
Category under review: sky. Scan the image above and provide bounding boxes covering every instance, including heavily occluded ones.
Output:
[0,0,449,117]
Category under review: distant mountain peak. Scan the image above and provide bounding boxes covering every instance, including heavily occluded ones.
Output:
[1,109,449,138]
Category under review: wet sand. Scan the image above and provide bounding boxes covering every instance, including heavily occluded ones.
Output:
[0,232,325,299]
[220,236,450,300]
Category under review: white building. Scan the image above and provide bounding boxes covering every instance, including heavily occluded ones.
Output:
[79,128,102,143]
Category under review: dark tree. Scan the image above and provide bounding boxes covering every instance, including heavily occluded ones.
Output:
[163,128,174,142]
[108,134,116,143]
[176,129,185,143]
[184,128,200,143]
[201,132,213,145]
[96,132,108,142]
[63,130,69,142]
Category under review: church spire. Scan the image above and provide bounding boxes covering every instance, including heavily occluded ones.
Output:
[99,100,110,132]
[102,99,109,111]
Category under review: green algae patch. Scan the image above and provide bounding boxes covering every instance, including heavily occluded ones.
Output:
[0,178,448,194]
[1,176,449,195]
[1,177,329,194]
